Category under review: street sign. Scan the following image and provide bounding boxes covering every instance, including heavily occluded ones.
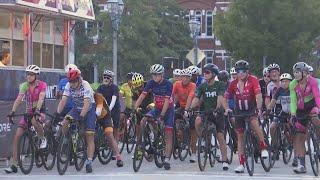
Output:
[186,48,206,65]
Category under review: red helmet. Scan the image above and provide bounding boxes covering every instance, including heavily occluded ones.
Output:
[67,69,81,82]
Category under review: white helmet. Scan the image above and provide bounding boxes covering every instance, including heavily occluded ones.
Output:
[230,67,236,75]
[280,73,293,81]
[263,67,269,76]
[214,76,219,81]
[187,66,201,75]
[103,69,115,77]
[308,65,314,72]
[268,63,280,72]
[26,65,40,74]
[173,69,181,76]
[65,64,78,73]
[180,68,192,77]
[150,64,164,74]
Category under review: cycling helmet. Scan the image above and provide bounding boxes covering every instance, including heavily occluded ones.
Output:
[103,69,115,77]
[132,73,144,88]
[203,63,219,75]
[126,72,135,80]
[26,65,40,74]
[218,70,230,82]
[67,69,81,81]
[293,62,309,72]
[150,64,164,74]
[173,69,181,76]
[187,66,201,75]
[230,67,236,75]
[280,73,293,81]
[308,65,314,72]
[65,64,78,73]
[263,67,269,76]
[235,60,249,70]
[180,68,192,77]
[268,63,280,72]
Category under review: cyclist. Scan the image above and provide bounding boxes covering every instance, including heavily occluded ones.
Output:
[134,64,174,170]
[218,70,230,84]
[172,68,197,163]
[265,63,281,110]
[267,73,292,161]
[5,65,47,174]
[223,60,269,173]
[188,65,205,87]
[94,92,124,167]
[190,63,229,170]
[97,70,121,146]
[55,69,96,173]
[169,69,182,84]
[230,67,237,81]
[308,65,314,77]
[259,67,270,110]
[290,62,320,173]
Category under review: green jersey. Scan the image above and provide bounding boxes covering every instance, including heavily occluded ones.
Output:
[196,81,226,111]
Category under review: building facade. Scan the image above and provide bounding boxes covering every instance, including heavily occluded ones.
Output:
[176,0,231,70]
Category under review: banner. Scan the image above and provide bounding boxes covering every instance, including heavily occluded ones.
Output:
[0,69,63,158]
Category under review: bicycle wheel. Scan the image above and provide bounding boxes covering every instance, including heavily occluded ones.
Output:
[261,134,272,172]
[308,131,319,176]
[56,134,71,175]
[133,144,145,172]
[179,125,190,161]
[209,133,217,168]
[154,129,165,168]
[118,124,126,154]
[43,132,57,170]
[143,124,154,162]
[244,132,254,176]
[281,126,293,164]
[126,120,136,154]
[35,151,43,168]
[225,127,234,164]
[172,126,179,160]
[74,135,86,171]
[197,131,208,171]
[17,132,34,174]
[96,128,113,165]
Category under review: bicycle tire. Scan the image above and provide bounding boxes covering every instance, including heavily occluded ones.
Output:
[43,132,57,170]
[154,128,165,168]
[56,134,71,175]
[178,126,190,161]
[308,131,319,176]
[244,131,255,176]
[281,125,293,164]
[126,121,136,154]
[209,133,217,168]
[74,135,86,171]
[197,131,208,171]
[18,132,34,175]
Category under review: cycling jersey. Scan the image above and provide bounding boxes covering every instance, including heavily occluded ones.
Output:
[196,81,226,111]
[58,77,74,110]
[19,80,47,112]
[289,76,320,114]
[132,82,153,112]
[272,87,290,113]
[143,79,173,110]
[196,76,205,87]
[267,81,279,99]
[119,83,133,109]
[90,82,101,92]
[172,81,196,109]
[97,84,120,109]
[225,75,261,111]
[63,79,95,110]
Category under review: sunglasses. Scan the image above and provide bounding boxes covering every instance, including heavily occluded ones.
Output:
[103,76,112,80]
[236,69,247,74]
[26,72,36,76]
[203,71,211,74]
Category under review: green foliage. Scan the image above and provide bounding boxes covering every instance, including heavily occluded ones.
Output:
[215,0,320,75]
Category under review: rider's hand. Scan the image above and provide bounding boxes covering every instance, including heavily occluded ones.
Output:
[53,112,61,126]
[257,109,262,117]
[290,115,297,124]
[183,110,189,118]
[7,111,15,124]
[224,108,232,116]
[159,114,165,121]
[34,109,41,120]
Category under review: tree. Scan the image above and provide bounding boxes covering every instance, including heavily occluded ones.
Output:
[215,0,320,74]
[75,0,192,83]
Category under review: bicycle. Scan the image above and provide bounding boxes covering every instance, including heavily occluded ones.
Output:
[56,115,86,175]
[173,109,191,161]
[133,114,165,172]
[224,114,236,164]
[307,119,320,176]
[232,112,272,176]
[93,121,113,165]
[119,109,136,154]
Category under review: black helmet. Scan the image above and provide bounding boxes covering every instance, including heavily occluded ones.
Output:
[218,70,230,82]
[203,63,219,75]
[293,62,308,72]
[127,72,135,80]
[235,60,249,70]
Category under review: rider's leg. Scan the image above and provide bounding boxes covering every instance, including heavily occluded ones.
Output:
[194,116,203,137]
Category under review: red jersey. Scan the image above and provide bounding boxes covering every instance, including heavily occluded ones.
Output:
[224,75,261,111]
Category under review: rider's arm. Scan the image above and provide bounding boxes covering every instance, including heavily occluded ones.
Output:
[11,94,24,112]
[57,96,68,114]
[267,88,280,110]
[310,77,320,108]
[135,93,146,109]
[109,95,117,111]
[265,84,271,108]
[185,83,196,110]
[253,77,262,111]
[160,97,170,116]
[190,84,202,109]
[256,93,263,111]
[267,99,276,110]
[36,91,46,111]
[190,97,200,109]
[80,98,90,117]
[289,81,297,116]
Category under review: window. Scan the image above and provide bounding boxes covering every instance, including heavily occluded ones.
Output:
[206,11,213,36]
[55,20,64,45]
[205,51,213,63]
[0,11,10,39]
[42,44,53,68]
[33,16,41,42]
[43,20,52,44]
[195,10,202,36]
[99,5,105,12]
[12,40,24,66]
[54,45,64,69]
[33,42,41,67]
[13,13,24,40]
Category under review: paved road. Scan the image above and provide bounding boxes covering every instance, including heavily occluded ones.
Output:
[0,150,318,180]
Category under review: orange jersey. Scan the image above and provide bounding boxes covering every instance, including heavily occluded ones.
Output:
[172,81,196,108]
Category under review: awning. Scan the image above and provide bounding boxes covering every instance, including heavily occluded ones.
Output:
[0,0,95,21]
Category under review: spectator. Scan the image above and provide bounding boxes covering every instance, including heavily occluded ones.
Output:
[0,51,10,67]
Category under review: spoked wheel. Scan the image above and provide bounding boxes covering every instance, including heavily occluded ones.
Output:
[18,132,34,175]
[96,129,113,165]
[143,124,154,162]
[126,120,136,154]
[43,132,57,170]
[35,151,43,168]
[172,126,179,160]
[225,127,234,164]
[133,144,145,172]
[56,134,71,175]
[179,126,190,161]
[282,127,293,165]
[308,132,319,176]
[118,127,126,154]
[197,131,208,171]
[154,130,165,168]
[74,135,86,171]
[244,132,255,176]
[209,134,217,168]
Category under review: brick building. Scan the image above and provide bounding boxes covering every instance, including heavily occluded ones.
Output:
[176,0,231,70]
